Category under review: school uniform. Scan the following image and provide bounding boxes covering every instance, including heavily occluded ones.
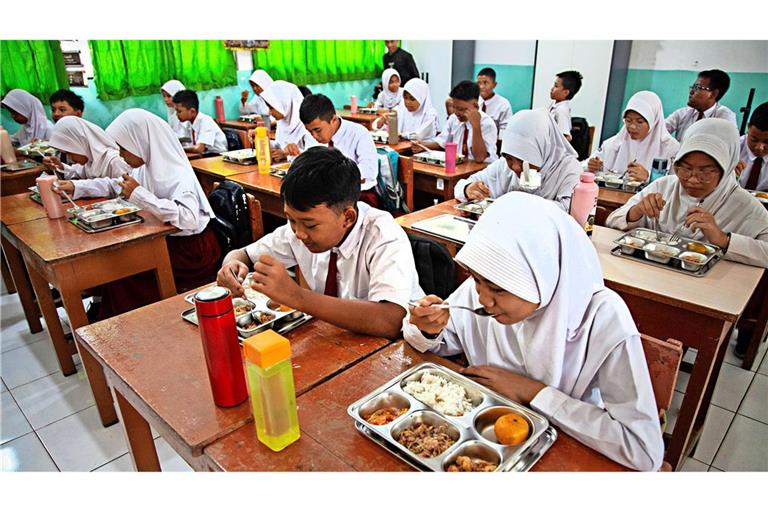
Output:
[479,93,513,139]
[329,118,380,202]
[432,112,498,163]
[1,89,54,145]
[244,201,423,311]
[738,135,768,192]
[161,80,190,139]
[49,116,131,180]
[665,103,737,142]
[372,78,438,140]
[373,69,403,110]
[548,99,572,137]
[240,69,273,116]
[188,112,228,153]
[261,81,318,152]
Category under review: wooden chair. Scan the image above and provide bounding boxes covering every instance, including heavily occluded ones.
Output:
[398,156,415,213]
[212,181,264,243]
[595,205,610,227]
[587,126,596,155]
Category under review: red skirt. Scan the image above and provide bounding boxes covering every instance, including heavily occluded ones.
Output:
[359,189,379,208]
[96,226,222,321]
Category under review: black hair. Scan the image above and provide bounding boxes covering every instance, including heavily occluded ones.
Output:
[449,80,480,102]
[698,69,731,101]
[298,85,313,98]
[556,70,583,100]
[477,67,496,81]
[172,89,199,111]
[49,89,84,112]
[280,146,360,211]
[299,94,336,124]
[748,102,768,131]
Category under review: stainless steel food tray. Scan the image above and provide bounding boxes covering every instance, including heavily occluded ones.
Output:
[413,150,465,166]
[69,215,144,234]
[454,198,494,217]
[66,198,142,231]
[410,214,475,245]
[347,362,555,472]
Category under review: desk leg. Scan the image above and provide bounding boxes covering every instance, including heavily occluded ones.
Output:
[59,284,118,427]
[115,390,161,471]
[2,237,42,333]
[1,246,17,293]
[149,238,176,299]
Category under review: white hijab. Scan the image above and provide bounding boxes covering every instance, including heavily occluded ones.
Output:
[161,80,185,116]
[49,116,126,179]
[602,91,678,172]
[454,192,638,391]
[501,109,582,202]
[105,109,213,217]
[379,69,403,109]
[397,78,437,136]
[249,69,274,92]
[1,89,54,145]
[260,81,306,148]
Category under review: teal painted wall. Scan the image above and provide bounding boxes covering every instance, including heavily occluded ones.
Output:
[1,70,379,132]
[472,64,534,113]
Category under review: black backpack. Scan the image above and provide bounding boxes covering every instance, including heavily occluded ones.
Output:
[569,116,590,160]
[408,234,457,299]
[207,180,253,254]
[222,128,244,151]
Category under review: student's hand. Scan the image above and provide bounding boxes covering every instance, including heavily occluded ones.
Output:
[240,90,249,106]
[119,173,140,199]
[284,143,301,157]
[216,260,250,297]
[628,192,666,222]
[626,161,649,182]
[685,206,728,248]
[367,101,374,108]
[465,181,491,201]
[250,254,303,308]
[465,107,481,126]
[564,133,573,142]
[460,366,546,405]
[270,147,286,162]
[735,160,746,177]
[408,295,450,335]
[587,156,603,173]
[43,155,64,171]
[53,180,75,196]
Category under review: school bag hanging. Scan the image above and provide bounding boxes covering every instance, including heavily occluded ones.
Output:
[375,147,408,213]
[207,180,253,254]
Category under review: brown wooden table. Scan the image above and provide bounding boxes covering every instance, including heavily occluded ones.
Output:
[203,341,629,472]
[0,160,44,197]
[597,187,634,210]
[190,156,262,196]
[74,290,391,471]
[337,110,377,131]
[4,208,178,428]
[412,160,487,205]
[375,140,413,155]
[397,199,464,257]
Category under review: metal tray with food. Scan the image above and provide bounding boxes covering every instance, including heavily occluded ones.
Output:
[17,141,57,158]
[222,149,257,165]
[454,198,495,218]
[269,162,291,178]
[749,190,768,205]
[594,172,645,193]
[238,114,261,123]
[66,198,143,233]
[347,362,555,472]
[611,227,722,277]
[356,107,379,115]
[0,160,39,172]
[412,150,465,166]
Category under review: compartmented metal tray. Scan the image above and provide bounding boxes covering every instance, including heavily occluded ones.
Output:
[0,160,39,172]
[356,107,379,115]
[454,198,494,218]
[348,362,556,472]
[17,141,57,158]
[269,162,291,179]
[410,214,475,245]
[413,150,465,166]
[66,198,143,234]
[611,227,722,277]
[222,149,257,165]
[594,172,645,193]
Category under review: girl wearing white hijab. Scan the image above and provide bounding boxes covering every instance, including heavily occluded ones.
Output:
[1,89,54,145]
[456,109,582,211]
[372,78,438,140]
[586,91,679,182]
[607,118,768,268]
[48,116,131,180]
[260,81,317,161]
[160,80,189,139]
[240,69,273,116]
[373,69,403,110]
[405,192,664,471]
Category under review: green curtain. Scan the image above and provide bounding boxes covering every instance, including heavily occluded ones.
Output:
[0,40,69,100]
[89,40,237,101]
[253,40,382,85]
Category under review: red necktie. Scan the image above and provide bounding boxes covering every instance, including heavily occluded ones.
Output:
[323,251,338,297]
[745,157,764,190]
[481,103,487,113]
[696,110,705,121]
[328,139,334,148]
[191,128,196,145]
[461,124,469,157]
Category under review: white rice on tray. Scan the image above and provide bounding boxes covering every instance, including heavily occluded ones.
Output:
[403,372,474,416]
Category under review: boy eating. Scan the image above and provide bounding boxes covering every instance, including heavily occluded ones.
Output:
[172,89,228,154]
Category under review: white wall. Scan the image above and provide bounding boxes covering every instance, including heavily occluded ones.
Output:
[235,50,253,71]
[629,41,768,73]
[532,40,615,144]
[474,41,536,65]
[402,40,454,130]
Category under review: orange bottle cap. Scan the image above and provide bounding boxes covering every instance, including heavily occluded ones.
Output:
[255,127,268,137]
[243,330,291,368]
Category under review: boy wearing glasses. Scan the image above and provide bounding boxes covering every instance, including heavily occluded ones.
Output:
[665,69,737,142]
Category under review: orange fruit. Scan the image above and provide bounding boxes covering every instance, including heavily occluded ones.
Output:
[494,413,530,445]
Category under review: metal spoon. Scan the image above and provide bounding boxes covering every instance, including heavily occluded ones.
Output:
[53,181,81,212]
[408,301,495,317]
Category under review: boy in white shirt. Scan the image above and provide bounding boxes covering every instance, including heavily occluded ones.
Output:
[665,69,737,142]
[477,67,513,140]
[736,102,768,192]
[42,89,86,177]
[299,94,380,207]
[217,146,423,339]
[172,89,228,154]
[548,70,582,141]
[418,80,498,163]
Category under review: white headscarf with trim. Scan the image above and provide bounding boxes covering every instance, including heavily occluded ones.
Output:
[1,89,54,145]
[49,116,126,179]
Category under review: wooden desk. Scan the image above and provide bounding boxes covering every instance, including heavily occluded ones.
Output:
[397,199,464,256]
[412,160,486,206]
[337,110,376,130]
[1,160,44,197]
[597,187,634,210]
[227,172,284,220]
[375,140,413,155]
[190,157,261,196]
[203,341,628,472]
[74,291,390,471]
[5,210,178,428]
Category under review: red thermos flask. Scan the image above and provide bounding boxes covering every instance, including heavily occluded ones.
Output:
[194,286,248,407]
[214,95,225,123]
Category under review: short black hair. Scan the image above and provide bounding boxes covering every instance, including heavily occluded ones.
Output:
[49,89,84,112]
[172,89,199,110]
[477,67,496,81]
[449,80,480,102]
[699,69,730,101]
[281,146,361,212]
[298,85,313,97]
[556,70,583,100]
[748,102,768,131]
[299,94,336,124]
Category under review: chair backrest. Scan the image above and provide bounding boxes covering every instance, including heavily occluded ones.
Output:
[222,128,244,151]
[569,117,591,160]
[398,156,414,214]
[208,180,254,253]
[640,334,683,415]
[408,234,457,298]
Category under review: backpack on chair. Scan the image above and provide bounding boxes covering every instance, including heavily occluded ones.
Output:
[207,180,253,254]
[375,147,408,213]
[408,234,457,298]
[569,117,590,160]
[222,128,244,151]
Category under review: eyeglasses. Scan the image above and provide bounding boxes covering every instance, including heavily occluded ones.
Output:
[689,84,713,93]
[674,164,720,183]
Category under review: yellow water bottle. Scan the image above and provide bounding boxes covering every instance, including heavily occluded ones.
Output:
[254,126,271,175]
[243,330,300,451]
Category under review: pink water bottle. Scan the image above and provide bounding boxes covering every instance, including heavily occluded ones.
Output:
[215,96,225,123]
[36,175,66,219]
[570,172,599,236]
[350,95,358,114]
[445,142,457,175]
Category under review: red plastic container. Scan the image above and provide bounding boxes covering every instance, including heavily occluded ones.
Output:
[214,96,226,123]
[445,142,457,175]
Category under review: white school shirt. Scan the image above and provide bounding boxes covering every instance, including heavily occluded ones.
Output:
[665,103,737,142]
[239,94,270,116]
[479,93,513,139]
[167,108,190,139]
[188,112,228,153]
[432,112,498,163]
[244,202,423,312]
[59,157,130,181]
[738,135,768,192]
[548,100,572,136]
[330,119,379,191]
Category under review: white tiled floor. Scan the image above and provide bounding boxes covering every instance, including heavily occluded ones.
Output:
[1,289,766,472]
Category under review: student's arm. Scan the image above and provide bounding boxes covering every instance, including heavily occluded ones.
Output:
[402,280,474,355]
[497,101,512,134]
[605,184,659,231]
[424,116,454,149]
[725,231,768,268]
[128,183,203,232]
[479,116,498,162]
[454,162,500,201]
[193,118,227,153]
[184,143,207,154]
[552,164,582,212]
[356,131,380,187]
[664,110,681,136]
[466,109,489,163]
[71,177,122,199]
[407,111,438,141]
